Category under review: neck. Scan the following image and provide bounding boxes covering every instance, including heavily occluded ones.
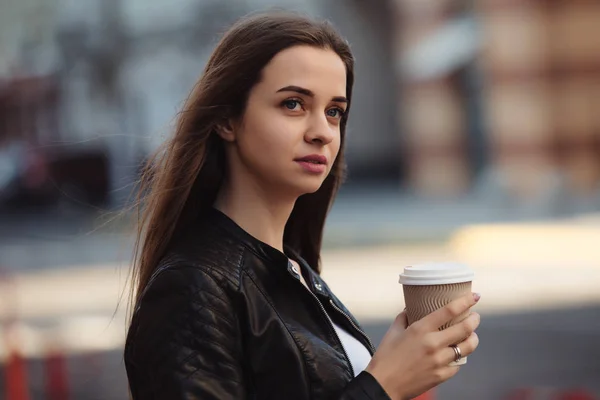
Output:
[214,178,296,253]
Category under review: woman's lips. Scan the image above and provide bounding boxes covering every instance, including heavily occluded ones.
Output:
[295,160,326,173]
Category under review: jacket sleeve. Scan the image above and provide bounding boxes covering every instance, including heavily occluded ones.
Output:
[125,265,246,400]
[337,371,391,399]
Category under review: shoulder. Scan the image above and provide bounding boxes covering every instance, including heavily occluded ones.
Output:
[154,218,249,291]
[125,255,246,397]
[126,238,247,353]
[130,219,250,322]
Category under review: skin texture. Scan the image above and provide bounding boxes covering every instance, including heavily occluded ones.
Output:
[213,44,481,400]
[214,45,346,253]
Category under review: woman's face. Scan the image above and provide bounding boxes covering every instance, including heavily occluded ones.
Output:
[227,45,347,197]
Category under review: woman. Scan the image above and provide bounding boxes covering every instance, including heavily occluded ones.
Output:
[124,11,481,400]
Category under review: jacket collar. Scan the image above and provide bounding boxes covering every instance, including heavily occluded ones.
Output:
[207,207,290,266]
[207,207,332,297]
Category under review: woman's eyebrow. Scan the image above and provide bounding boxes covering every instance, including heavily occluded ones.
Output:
[276,85,348,103]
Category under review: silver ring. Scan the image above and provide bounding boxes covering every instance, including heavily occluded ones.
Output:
[450,345,462,362]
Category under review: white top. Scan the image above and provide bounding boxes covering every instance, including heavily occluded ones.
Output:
[331,320,372,377]
[290,261,372,376]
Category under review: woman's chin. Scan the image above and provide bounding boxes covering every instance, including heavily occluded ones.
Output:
[293,180,326,196]
[273,174,327,197]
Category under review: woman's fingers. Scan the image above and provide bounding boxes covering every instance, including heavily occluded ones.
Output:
[415,293,480,333]
[367,302,481,400]
[397,310,408,330]
[437,312,481,348]
[438,332,479,366]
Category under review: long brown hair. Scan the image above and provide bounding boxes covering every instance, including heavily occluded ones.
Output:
[130,11,355,310]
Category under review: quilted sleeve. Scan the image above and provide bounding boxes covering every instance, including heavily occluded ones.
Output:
[124,265,246,400]
[338,371,392,400]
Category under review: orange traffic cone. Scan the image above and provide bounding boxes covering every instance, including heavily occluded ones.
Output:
[415,389,435,399]
[44,349,69,400]
[3,319,30,400]
[505,387,597,400]
[557,389,596,400]
[4,349,30,400]
[505,388,535,400]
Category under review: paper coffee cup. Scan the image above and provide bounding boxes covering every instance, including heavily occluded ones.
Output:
[399,262,475,366]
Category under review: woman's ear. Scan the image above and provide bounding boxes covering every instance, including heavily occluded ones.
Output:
[216,119,236,142]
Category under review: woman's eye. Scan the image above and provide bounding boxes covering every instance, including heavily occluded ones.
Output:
[326,108,344,118]
[283,100,302,111]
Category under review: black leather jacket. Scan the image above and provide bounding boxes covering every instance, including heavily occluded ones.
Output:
[125,208,390,399]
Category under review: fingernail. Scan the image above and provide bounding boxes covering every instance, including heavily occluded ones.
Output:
[473,293,481,302]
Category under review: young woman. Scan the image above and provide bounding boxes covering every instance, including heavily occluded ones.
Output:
[124,11,481,400]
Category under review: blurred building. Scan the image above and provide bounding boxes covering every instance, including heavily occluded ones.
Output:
[478,0,600,206]
[1,0,402,208]
[393,0,479,198]
[394,0,600,210]
[1,0,599,210]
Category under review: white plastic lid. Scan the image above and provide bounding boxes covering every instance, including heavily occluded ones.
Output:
[399,262,474,285]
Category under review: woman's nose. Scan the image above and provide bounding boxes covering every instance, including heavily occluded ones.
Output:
[304,115,334,145]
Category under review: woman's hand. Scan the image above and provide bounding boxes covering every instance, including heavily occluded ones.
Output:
[365,292,481,400]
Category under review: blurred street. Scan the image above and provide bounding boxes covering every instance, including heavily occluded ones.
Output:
[1,188,599,399]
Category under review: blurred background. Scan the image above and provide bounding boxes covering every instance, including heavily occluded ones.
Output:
[1,0,599,399]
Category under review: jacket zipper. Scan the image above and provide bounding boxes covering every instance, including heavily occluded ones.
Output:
[306,287,356,378]
[288,263,355,378]
[328,299,376,354]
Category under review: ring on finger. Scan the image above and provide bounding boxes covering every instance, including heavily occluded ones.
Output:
[450,344,462,362]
